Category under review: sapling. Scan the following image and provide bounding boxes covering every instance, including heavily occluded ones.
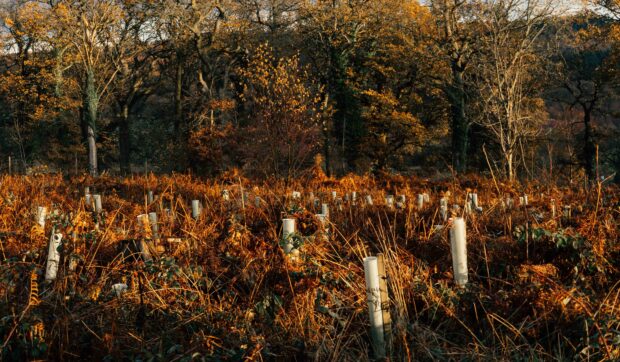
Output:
[450,217,468,286]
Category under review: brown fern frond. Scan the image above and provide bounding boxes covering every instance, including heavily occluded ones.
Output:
[29,269,40,306]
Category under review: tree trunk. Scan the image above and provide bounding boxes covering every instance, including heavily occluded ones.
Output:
[53,48,64,98]
[87,125,97,176]
[323,122,331,177]
[119,103,131,175]
[583,105,595,181]
[174,60,183,138]
[506,149,515,181]
[84,69,99,176]
[449,66,468,173]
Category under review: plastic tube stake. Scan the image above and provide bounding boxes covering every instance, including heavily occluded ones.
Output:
[363,256,386,359]
[450,217,468,286]
[45,233,62,281]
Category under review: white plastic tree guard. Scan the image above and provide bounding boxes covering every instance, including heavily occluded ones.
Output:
[416,194,424,210]
[440,198,448,221]
[93,194,102,214]
[36,206,47,228]
[551,199,556,218]
[365,195,374,206]
[191,200,201,219]
[331,191,337,200]
[363,256,386,359]
[255,196,261,208]
[112,283,128,297]
[471,193,478,209]
[351,191,357,204]
[292,191,301,199]
[45,232,62,281]
[148,212,159,239]
[222,189,230,201]
[386,195,394,208]
[450,217,468,286]
[147,190,154,204]
[520,195,528,206]
[321,203,329,218]
[282,218,296,254]
[423,193,430,203]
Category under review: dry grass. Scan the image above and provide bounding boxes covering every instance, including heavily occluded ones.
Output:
[0,172,618,361]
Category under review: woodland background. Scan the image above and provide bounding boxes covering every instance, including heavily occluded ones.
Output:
[0,0,619,182]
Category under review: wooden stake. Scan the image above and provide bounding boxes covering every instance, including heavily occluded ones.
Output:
[377,253,392,356]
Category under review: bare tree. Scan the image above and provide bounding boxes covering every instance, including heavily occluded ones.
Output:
[472,0,553,180]
[55,0,125,176]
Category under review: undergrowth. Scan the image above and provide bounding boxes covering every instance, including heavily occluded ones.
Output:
[0,173,618,361]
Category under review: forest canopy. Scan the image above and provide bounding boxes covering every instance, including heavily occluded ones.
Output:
[0,0,618,182]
